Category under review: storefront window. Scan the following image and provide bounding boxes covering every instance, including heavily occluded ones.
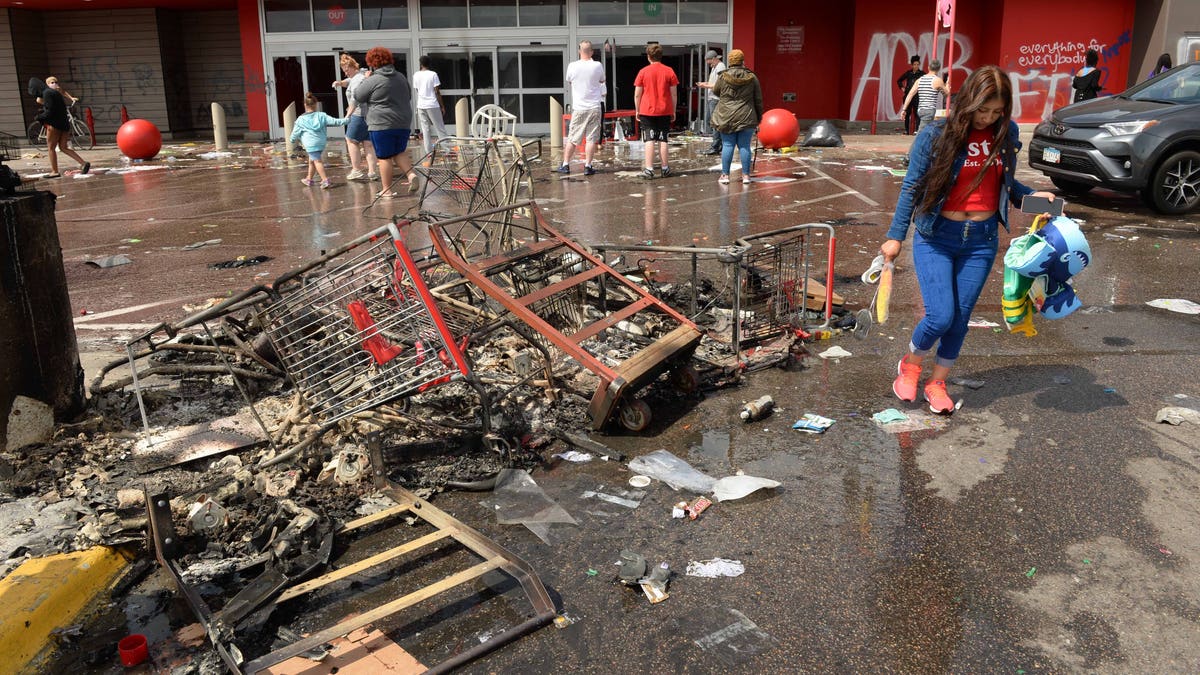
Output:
[679,0,726,23]
[579,0,625,25]
[519,0,565,26]
[498,51,521,88]
[470,0,518,27]
[265,0,311,32]
[522,94,552,122]
[313,0,361,31]
[430,53,471,90]
[422,0,469,28]
[630,0,677,25]
[521,52,563,88]
[361,0,409,29]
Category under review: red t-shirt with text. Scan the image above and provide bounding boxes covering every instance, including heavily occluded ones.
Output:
[634,62,679,117]
[944,127,1002,212]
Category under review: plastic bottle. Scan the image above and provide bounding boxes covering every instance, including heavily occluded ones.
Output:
[739,395,775,422]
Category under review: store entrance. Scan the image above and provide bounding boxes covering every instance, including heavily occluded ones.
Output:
[608,42,721,132]
[427,46,564,136]
[270,49,410,138]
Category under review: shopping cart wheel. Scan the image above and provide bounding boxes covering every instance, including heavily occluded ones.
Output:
[669,365,700,394]
[853,308,872,340]
[618,399,652,432]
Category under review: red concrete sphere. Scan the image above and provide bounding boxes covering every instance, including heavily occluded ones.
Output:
[758,109,800,149]
[116,119,162,160]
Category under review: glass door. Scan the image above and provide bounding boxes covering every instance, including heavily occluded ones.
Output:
[270,48,409,138]
[304,53,342,136]
[429,46,564,137]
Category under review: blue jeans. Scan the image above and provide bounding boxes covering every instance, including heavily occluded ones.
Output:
[909,214,999,367]
[721,128,754,176]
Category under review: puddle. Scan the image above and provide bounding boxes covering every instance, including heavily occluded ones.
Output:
[688,430,732,470]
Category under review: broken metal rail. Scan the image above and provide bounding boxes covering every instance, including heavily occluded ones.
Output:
[145,463,556,674]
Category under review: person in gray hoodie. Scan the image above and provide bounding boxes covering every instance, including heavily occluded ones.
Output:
[354,47,417,197]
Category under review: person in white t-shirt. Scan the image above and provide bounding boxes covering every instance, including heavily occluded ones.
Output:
[332,53,378,181]
[411,56,448,155]
[557,40,606,176]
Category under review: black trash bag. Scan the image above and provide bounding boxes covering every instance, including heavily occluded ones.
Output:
[801,119,844,148]
[27,77,46,97]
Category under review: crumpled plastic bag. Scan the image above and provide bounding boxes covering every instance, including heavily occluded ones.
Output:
[801,119,844,147]
[627,449,716,494]
[711,475,781,502]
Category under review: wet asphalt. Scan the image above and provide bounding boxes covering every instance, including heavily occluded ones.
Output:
[17,131,1200,673]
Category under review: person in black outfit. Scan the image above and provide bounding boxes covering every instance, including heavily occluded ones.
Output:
[1072,48,1102,102]
[39,76,88,178]
[896,56,923,134]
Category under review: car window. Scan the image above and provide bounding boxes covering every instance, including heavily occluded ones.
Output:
[1127,64,1200,104]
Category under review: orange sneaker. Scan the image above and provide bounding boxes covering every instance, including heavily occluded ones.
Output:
[892,354,921,402]
[924,379,957,414]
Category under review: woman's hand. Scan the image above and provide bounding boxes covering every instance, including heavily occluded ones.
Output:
[880,238,903,263]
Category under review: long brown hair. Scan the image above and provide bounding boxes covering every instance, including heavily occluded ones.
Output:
[915,65,1014,216]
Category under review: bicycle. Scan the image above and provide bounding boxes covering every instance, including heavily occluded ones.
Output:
[27,100,93,150]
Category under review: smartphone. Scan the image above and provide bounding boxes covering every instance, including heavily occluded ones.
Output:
[1021,194,1065,216]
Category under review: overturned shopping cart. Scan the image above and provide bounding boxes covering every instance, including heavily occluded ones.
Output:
[423,199,703,432]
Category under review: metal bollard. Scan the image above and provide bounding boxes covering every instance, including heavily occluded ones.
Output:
[211,102,228,151]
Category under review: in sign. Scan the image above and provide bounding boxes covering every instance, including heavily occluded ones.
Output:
[328,4,346,25]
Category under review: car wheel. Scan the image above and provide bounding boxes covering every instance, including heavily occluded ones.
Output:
[1147,150,1200,214]
[1050,177,1093,195]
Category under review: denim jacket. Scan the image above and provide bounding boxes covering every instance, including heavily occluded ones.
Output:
[886,119,1034,241]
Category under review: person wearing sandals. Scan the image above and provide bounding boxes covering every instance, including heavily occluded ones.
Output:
[39,76,89,178]
[881,65,1057,414]
[354,47,418,198]
[332,54,378,181]
[710,49,762,186]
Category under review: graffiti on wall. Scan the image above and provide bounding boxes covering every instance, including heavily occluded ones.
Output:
[62,55,265,128]
[852,29,1131,123]
[850,31,973,123]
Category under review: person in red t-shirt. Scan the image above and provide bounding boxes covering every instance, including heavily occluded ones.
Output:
[880,65,1056,414]
[633,43,679,179]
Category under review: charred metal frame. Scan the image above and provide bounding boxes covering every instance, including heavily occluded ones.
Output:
[145,468,556,673]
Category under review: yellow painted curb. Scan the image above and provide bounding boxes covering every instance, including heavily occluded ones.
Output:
[0,546,132,674]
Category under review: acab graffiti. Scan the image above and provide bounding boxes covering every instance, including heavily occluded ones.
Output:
[852,30,1130,124]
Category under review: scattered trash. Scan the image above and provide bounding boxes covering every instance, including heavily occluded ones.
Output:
[553,430,626,462]
[800,120,844,147]
[693,609,777,665]
[118,634,149,667]
[1025,567,1037,578]
[852,165,892,171]
[209,255,272,269]
[581,488,645,510]
[686,558,746,578]
[1053,375,1072,385]
[949,377,985,390]
[792,413,835,433]
[1157,545,1172,556]
[198,151,234,159]
[627,449,717,493]
[640,561,671,603]
[683,495,713,519]
[553,613,579,629]
[587,568,599,576]
[740,395,775,422]
[628,475,652,488]
[186,496,229,533]
[817,345,852,359]
[872,408,909,425]
[617,550,647,585]
[711,475,780,502]
[183,238,222,250]
[84,254,132,268]
[887,168,907,177]
[1145,298,1200,314]
[1104,387,1117,394]
[1082,558,1092,565]
[967,318,1000,328]
[480,469,577,543]
[1155,406,1200,425]
[872,409,950,433]
[673,501,688,519]
[552,450,594,463]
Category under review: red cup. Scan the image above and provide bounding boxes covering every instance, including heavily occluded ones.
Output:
[118,634,148,667]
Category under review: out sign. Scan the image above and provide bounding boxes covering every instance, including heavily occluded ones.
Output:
[328,4,346,25]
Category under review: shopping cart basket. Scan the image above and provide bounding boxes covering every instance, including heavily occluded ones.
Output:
[259,223,475,425]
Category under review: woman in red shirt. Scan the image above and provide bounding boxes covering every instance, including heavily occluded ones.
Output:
[881,65,1055,414]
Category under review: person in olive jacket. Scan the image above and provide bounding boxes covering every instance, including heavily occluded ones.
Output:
[710,49,763,185]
